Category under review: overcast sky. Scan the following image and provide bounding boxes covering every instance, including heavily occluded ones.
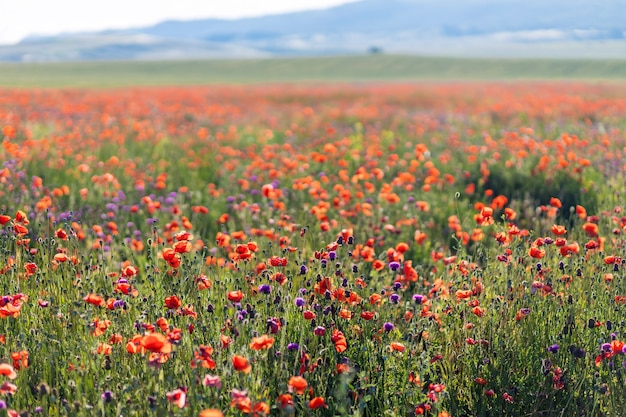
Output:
[0,0,358,45]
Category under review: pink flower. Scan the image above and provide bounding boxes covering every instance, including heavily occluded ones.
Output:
[166,388,187,409]
[202,374,222,388]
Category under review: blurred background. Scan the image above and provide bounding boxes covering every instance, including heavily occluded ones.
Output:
[1,0,625,86]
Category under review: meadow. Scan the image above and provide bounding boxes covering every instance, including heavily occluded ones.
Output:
[1,80,626,416]
[2,55,626,87]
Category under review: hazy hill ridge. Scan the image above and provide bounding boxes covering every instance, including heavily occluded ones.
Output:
[2,0,625,61]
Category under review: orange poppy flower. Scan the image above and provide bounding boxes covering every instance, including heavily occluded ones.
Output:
[0,302,23,319]
[360,311,375,320]
[91,318,111,337]
[141,333,172,353]
[249,334,274,350]
[96,343,113,355]
[84,294,105,307]
[173,240,192,254]
[560,242,580,256]
[10,351,28,370]
[175,230,193,241]
[336,363,351,374]
[528,247,545,259]
[162,248,182,268]
[331,329,347,353]
[390,342,406,352]
[164,296,182,309]
[53,253,68,263]
[199,410,224,417]
[227,290,244,303]
[0,363,17,380]
[252,402,270,415]
[126,335,146,354]
[549,197,562,208]
[339,309,352,319]
[409,371,421,385]
[195,274,212,290]
[309,397,327,409]
[232,355,251,373]
[369,293,382,305]
[288,376,308,395]
[14,210,29,225]
[220,334,233,349]
[471,306,485,317]
[372,260,386,271]
[455,289,473,299]
[277,393,294,408]
[582,222,599,237]
[121,265,138,277]
[504,207,517,220]
[395,242,410,253]
[474,377,487,385]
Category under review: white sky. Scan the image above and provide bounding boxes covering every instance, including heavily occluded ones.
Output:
[0,0,358,45]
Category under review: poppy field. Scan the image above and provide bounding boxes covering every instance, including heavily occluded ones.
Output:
[1,82,626,416]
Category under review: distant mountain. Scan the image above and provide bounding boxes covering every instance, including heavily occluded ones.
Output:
[2,0,625,62]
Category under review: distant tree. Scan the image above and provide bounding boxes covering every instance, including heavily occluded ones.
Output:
[368,46,383,55]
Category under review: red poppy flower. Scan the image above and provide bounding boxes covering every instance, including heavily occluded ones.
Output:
[84,294,105,307]
[360,311,375,320]
[582,222,599,237]
[141,333,172,353]
[0,363,17,380]
[309,397,327,409]
[249,334,275,350]
[277,393,294,408]
[288,376,307,395]
[390,342,405,352]
[164,296,182,309]
[331,329,347,353]
[232,355,251,374]
[227,291,244,303]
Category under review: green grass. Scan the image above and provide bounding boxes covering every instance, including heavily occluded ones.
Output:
[1,55,626,87]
